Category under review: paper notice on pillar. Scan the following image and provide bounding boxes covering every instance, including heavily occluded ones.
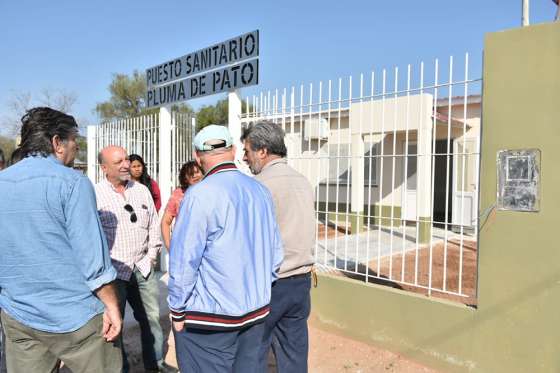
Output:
[146,58,259,108]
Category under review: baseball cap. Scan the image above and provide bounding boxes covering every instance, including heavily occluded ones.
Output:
[193,125,233,152]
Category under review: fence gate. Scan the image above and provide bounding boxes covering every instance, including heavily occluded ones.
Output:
[240,54,482,305]
[87,108,195,269]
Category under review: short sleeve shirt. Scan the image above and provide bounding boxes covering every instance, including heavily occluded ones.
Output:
[165,187,185,217]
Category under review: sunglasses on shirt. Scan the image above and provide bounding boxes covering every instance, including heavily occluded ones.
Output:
[124,204,137,223]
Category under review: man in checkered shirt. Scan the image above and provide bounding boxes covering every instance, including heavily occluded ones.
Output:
[95,145,173,373]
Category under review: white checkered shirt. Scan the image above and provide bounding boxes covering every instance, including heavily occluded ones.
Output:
[95,178,162,281]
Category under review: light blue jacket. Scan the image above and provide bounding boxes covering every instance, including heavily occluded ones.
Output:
[167,162,283,330]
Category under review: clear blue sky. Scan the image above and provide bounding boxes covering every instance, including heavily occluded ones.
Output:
[0,0,557,127]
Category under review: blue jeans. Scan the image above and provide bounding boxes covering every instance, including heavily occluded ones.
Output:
[0,319,6,373]
[116,268,163,372]
[259,273,311,373]
[174,323,265,373]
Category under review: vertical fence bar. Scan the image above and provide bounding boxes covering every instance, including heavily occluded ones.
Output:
[415,61,425,286]
[401,64,412,283]
[442,56,454,292]
[306,83,313,186]
[315,81,323,266]
[324,79,333,266]
[354,73,365,273]
[87,125,97,183]
[282,88,287,132]
[159,107,172,221]
[458,53,470,295]
[343,76,352,271]
[428,59,440,296]
[365,70,375,282]
[334,78,343,269]
[388,67,399,279]
[376,69,387,276]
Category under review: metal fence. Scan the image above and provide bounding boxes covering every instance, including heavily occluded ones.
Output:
[87,109,195,271]
[87,109,195,194]
[240,54,482,302]
[88,113,160,183]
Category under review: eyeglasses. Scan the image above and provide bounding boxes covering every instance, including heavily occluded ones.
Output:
[124,204,137,223]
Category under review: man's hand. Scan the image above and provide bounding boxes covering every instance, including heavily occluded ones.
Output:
[94,282,122,342]
[102,306,122,342]
[173,320,185,333]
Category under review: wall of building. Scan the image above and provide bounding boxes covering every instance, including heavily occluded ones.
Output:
[311,22,560,372]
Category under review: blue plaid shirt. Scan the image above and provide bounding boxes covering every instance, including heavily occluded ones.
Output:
[0,156,116,333]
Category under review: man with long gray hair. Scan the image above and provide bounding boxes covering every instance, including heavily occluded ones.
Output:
[242,121,315,372]
[0,107,122,373]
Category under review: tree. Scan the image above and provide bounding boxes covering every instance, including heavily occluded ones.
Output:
[195,98,253,131]
[75,135,88,164]
[196,99,228,130]
[95,71,193,122]
[0,135,16,161]
[0,88,78,137]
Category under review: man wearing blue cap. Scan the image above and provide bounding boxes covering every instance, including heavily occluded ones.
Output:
[168,125,283,372]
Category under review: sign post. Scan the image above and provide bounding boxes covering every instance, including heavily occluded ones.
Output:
[228,90,246,170]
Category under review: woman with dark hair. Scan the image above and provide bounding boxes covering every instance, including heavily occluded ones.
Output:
[160,161,203,249]
[129,154,162,212]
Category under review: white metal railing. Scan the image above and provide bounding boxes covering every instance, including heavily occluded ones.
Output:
[88,113,161,184]
[87,109,195,194]
[87,109,195,271]
[241,54,481,302]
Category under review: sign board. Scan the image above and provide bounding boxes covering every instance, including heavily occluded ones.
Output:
[146,30,259,108]
[147,58,258,107]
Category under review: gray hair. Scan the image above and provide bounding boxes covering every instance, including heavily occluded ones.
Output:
[240,122,287,157]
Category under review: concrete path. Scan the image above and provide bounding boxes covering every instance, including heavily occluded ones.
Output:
[314,225,470,271]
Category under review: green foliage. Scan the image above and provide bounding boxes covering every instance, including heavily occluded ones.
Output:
[195,98,253,131]
[0,135,16,162]
[196,99,228,131]
[95,71,194,122]
[75,135,87,163]
[171,103,195,115]
[96,72,256,129]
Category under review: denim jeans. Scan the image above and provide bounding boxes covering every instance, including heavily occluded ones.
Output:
[259,273,311,373]
[174,323,265,373]
[0,319,6,373]
[116,267,163,372]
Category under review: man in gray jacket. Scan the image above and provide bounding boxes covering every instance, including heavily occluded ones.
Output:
[242,122,315,372]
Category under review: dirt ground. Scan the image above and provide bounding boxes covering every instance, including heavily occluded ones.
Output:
[116,316,438,373]
[306,321,439,373]
[318,224,478,306]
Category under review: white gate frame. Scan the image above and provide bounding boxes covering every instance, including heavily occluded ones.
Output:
[87,107,194,272]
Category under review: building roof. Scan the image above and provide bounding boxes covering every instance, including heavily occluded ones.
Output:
[436,95,481,107]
